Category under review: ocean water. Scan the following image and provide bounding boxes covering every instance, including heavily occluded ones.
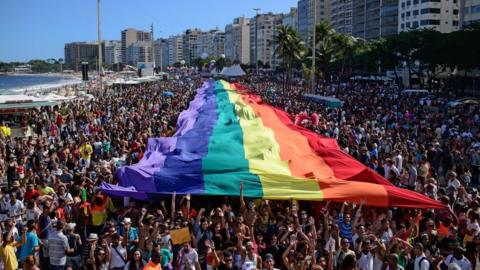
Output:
[0,74,82,94]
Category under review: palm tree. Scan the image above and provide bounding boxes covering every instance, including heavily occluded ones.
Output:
[275,25,305,90]
[313,21,337,80]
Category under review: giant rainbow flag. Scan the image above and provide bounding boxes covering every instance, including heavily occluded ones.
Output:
[101,80,444,209]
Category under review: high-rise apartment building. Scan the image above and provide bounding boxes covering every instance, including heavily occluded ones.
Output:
[104,40,121,65]
[64,42,104,69]
[283,7,299,30]
[125,41,153,66]
[461,0,480,26]
[154,39,169,67]
[182,29,201,64]
[121,28,152,64]
[298,0,331,40]
[194,29,225,59]
[398,0,461,32]
[250,12,284,68]
[225,17,251,64]
[331,0,354,33]
[381,0,400,36]
[211,31,226,59]
[167,35,183,65]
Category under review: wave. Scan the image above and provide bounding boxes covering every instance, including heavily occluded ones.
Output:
[0,76,82,95]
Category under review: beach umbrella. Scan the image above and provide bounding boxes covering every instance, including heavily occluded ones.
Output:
[163,91,174,97]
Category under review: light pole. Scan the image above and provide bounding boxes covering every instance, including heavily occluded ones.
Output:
[151,24,155,72]
[311,0,316,94]
[254,8,260,75]
[97,0,103,93]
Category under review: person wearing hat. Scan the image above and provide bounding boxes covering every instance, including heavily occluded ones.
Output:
[18,220,39,263]
[48,220,74,270]
[444,246,471,270]
[122,217,139,256]
[65,223,82,269]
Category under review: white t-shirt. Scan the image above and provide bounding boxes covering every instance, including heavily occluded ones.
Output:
[7,200,24,222]
[414,254,430,270]
[447,179,461,190]
[179,248,199,270]
[357,252,374,270]
[444,255,471,270]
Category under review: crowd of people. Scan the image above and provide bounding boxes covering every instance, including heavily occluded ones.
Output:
[0,73,478,270]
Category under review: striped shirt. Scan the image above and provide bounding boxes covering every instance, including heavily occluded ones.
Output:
[48,230,69,266]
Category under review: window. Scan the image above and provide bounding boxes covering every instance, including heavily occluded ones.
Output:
[421,8,441,14]
[414,0,419,4]
[453,9,459,14]
[406,11,411,16]
[430,20,441,25]
[413,21,419,27]
[401,13,405,18]
[407,0,411,5]
[453,20,459,26]
[453,0,457,3]
[406,22,411,27]
[421,20,429,25]
[401,23,405,29]
[413,10,419,15]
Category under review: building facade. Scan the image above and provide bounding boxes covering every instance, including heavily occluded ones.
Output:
[154,39,169,67]
[182,29,202,64]
[462,0,480,26]
[167,35,183,65]
[331,0,354,33]
[121,28,152,64]
[104,40,121,65]
[125,41,153,66]
[283,7,299,30]
[225,17,251,64]
[298,0,332,41]
[398,0,461,32]
[250,12,284,68]
[381,0,400,36]
[211,30,226,59]
[64,42,104,69]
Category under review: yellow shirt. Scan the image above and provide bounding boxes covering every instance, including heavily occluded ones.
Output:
[0,126,11,137]
[79,144,93,160]
[38,185,55,196]
[0,243,18,270]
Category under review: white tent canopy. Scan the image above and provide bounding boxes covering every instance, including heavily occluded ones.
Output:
[220,64,246,77]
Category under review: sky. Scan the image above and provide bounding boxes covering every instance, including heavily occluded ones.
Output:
[0,0,297,62]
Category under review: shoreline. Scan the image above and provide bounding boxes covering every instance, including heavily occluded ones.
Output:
[0,73,83,95]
